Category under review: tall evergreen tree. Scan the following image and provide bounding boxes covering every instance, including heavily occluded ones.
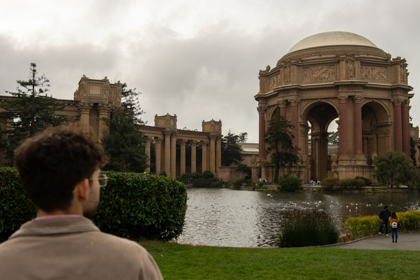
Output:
[264,115,300,182]
[101,84,148,173]
[0,63,65,164]
[221,131,245,166]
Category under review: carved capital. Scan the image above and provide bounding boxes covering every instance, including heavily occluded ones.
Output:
[338,96,348,104]
[164,130,172,136]
[209,134,218,140]
[289,98,299,106]
[354,96,363,104]
[98,103,111,115]
[392,98,403,107]
[402,99,410,107]
[189,140,198,145]
[257,106,267,114]
[78,102,93,114]
[154,137,162,144]
[277,100,287,108]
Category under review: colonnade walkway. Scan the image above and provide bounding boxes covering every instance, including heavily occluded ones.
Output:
[333,232,420,251]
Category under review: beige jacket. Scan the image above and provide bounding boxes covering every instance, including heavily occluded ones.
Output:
[0,216,163,280]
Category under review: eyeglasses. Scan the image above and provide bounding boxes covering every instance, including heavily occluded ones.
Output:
[89,173,108,188]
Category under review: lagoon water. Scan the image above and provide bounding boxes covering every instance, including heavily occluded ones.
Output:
[176,188,420,247]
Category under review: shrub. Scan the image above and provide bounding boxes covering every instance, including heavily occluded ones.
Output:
[339,179,365,190]
[0,168,187,241]
[236,164,252,179]
[192,178,222,188]
[279,210,339,247]
[159,171,167,177]
[344,210,420,238]
[355,176,372,186]
[321,177,340,191]
[202,171,214,179]
[245,179,253,186]
[232,177,245,189]
[0,167,36,241]
[278,175,303,192]
[178,173,191,183]
[189,172,202,180]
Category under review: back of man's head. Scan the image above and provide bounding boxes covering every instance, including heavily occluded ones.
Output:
[14,125,107,213]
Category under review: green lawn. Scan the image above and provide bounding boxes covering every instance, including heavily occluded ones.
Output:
[141,241,419,280]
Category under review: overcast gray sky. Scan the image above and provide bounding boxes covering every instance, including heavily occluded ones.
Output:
[1,0,419,142]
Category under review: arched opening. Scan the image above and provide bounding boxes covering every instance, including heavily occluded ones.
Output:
[362,101,391,164]
[304,102,339,182]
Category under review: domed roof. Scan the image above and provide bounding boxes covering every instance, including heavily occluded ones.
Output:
[287,31,378,54]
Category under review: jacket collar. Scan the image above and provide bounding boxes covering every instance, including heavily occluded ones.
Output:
[9,216,99,240]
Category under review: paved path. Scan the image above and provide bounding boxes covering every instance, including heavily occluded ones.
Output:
[333,233,420,251]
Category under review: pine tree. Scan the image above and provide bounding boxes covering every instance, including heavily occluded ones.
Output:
[0,63,65,164]
[101,84,148,173]
[221,131,245,166]
[264,115,300,182]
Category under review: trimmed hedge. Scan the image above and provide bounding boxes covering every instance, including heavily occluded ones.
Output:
[344,210,420,238]
[0,168,187,241]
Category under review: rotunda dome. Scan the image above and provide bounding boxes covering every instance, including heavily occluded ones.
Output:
[287,31,378,54]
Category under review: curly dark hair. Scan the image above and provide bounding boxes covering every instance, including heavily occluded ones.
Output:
[14,125,108,212]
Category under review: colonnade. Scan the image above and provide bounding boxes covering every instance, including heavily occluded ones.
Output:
[143,131,222,179]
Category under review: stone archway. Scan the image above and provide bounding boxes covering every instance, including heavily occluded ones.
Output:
[304,102,339,181]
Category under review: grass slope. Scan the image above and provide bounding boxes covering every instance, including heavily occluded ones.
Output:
[141,241,419,280]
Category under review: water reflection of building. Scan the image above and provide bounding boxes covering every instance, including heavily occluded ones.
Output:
[254,31,419,183]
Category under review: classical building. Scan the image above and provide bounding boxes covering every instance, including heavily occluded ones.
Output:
[0,76,223,179]
[138,115,222,179]
[255,31,417,183]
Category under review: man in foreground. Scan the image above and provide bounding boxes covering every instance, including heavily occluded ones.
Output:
[0,126,163,279]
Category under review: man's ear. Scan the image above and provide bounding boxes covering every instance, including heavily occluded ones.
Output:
[74,179,90,201]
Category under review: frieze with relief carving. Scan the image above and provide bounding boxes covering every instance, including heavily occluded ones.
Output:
[303,66,336,83]
[360,66,387,82]
[269,74,281,90]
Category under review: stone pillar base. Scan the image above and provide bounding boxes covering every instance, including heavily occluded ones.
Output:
[338,155,351,165]
[352,154,367,165]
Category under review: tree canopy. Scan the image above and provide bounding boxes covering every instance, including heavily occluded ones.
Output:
[101,84,148,173]
[373,151,411,188]
[221,131,245,166]
[264,115,300,182]
[0,63,65,164]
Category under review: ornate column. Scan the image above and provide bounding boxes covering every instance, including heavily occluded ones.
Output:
[290,98,299,147]
[78,102,92,133]
[202,141,208,172]
[191,140,197,173]
[216,136,222,177]
[353,96,365,161]
[402,99,410,156]
[180,139,186,175]
[171,133,177,179]
[164,131,171,176]
[338,96,349,160]
[97,103,111,143]
[209,135,216,175]
[145,136,151,173]
[257,106,267,159]
[393,98,403,152]
[279,100,287,117]
[155,137,162,175]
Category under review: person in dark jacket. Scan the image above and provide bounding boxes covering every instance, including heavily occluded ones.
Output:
[379,205,392,236]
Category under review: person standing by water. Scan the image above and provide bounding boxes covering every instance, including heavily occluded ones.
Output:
[379,205,392,236]
[389,212,400,243]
